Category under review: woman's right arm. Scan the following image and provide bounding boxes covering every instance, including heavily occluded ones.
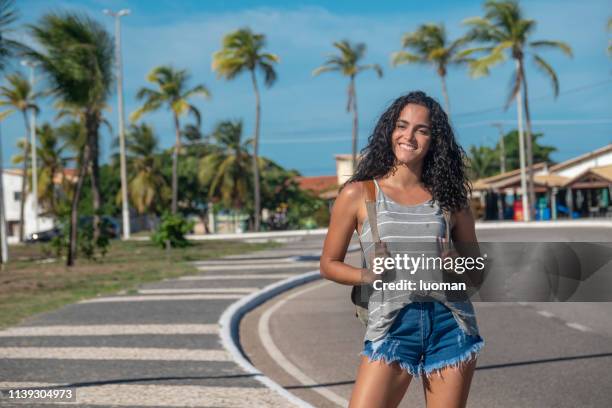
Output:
[319,182,367,286]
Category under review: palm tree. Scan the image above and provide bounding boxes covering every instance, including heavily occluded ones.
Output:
[199,120,252,210]
[212,28,279,231]
[468,145,498,179]
[391,23,469,115]
[27,12,114,266]
[120,123,169,214]
[36,123,69,217]
[462,0,572,220]
[130,65,209,215]
[0,73,40,242]
[55,119,86,207]
[313,40,383,172]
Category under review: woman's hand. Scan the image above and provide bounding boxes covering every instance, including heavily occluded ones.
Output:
[362,242,394,284]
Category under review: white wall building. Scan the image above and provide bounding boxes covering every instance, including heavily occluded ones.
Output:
[2,169,54,241]
[545,144,612,179]
[335,154,361,185]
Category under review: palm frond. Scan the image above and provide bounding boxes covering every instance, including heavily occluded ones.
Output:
[468,48,506,77]
[532,54,559,97]
[504,67,522,110]
[184,84,211,100]
[357,63,383,77]
[312,64,339,76]
[529,40,573,57]
[390,50,423,66]
[259,61,277,87]
[188,105,201,126]
[467,41,512,77]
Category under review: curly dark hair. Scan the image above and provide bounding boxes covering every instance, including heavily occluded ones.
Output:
[345,90,471,212]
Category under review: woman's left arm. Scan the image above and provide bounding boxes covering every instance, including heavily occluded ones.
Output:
[451,206,484,286]
[451,206,478,244]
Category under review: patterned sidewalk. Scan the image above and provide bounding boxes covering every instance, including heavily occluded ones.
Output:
[0,237,323,407]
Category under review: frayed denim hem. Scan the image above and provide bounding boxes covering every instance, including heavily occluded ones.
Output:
[360,338,421,377]
[361,337,485,379]
[421,338,485,378]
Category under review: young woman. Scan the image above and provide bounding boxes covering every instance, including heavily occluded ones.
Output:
[320,91,485,408]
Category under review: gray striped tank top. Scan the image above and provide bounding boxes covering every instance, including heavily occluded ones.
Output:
[359,179,480,342]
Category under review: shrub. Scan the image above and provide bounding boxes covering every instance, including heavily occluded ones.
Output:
[151,212,194,248]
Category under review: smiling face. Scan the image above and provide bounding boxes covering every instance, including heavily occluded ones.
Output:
[391,103,432,166]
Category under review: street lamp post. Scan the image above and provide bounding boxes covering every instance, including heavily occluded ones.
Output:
[20,59,40,234]
[515,63,530,222]
[104,8,131,239]
[0,123,9,264]
[492,123,506,174]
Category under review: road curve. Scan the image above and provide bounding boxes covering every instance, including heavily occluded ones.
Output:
[241,227,612,408]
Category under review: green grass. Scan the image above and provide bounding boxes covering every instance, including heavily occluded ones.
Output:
[0,239,278,330]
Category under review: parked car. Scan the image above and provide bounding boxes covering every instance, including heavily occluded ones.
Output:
[25,216,120,243]
[25,227,62,243]
[78,215,120,238]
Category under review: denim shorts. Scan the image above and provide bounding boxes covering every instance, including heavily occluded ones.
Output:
[361,300,485,378]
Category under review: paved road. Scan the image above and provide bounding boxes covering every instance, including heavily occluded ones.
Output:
[0,236,325,408]
[241,227,612,408]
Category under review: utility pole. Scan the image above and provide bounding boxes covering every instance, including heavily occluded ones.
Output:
[0,123,8,265]
[104,8,131,239]
[515,61,530,222]
[492,123,506,173]
[20,60,40,234]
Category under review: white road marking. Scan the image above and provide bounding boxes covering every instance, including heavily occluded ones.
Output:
[178,273,299,280]
[0,382,291,407]
[78,294,242,303]
[258,280,349,408]
[537,310,555,318]
[0,324,218,337]
[138,288,257,294]
[196,262,319,271]
[566,322,592,332]
[0,347,231,361]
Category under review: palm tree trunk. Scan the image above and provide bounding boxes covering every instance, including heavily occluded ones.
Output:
[171,113,181,214]
[87,112,102,242]
[515,59,530,221]
[250,69,262,232]
[350,75,358,172]
[67,140,91,266]
[440,74,451,117]
[519,59,536,221]
[19,110,30,242]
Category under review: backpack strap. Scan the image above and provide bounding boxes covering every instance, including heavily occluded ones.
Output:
[442,208,452,242]
[363,180,381,243]
[364,179,376,202]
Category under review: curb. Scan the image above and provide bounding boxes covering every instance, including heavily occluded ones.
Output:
[474,220,612,229]
[130,221,612,241]
[130,229,328,241]
[218,270,321,408]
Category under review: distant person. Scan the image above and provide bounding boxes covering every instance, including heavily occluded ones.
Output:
[320,91,484,408]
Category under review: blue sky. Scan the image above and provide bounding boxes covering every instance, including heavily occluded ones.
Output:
[4,0,612,176]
